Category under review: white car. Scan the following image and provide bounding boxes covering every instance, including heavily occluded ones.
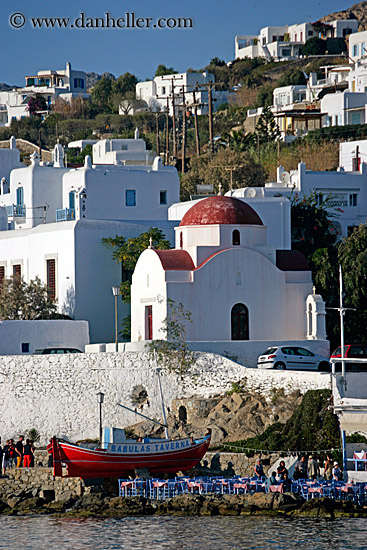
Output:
[257,346,331,371]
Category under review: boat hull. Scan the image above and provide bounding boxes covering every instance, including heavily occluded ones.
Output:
[49,435,211,479]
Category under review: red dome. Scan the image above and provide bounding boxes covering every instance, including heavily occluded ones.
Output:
[179,196,263,227]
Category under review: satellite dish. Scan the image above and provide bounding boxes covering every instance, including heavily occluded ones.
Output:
[244,187,257,198]
[281,171,290,184]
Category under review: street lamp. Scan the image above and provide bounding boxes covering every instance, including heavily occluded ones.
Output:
[97,391,105,443]
[111,285,120,350]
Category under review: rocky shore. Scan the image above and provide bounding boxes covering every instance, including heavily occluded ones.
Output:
[0,488,367,519]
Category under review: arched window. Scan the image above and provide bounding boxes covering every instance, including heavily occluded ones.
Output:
[232,229,240,246]
[180,232,183,249]
[307,303,313,337]
[231,303,249,340]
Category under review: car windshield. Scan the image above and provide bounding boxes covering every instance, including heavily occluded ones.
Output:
[262,348,277,355]
[332,346,347,355]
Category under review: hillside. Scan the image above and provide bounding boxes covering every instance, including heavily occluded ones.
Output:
[320,0,367,30]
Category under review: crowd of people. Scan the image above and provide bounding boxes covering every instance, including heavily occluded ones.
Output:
[0,436,36,476]
[253,454,343,489]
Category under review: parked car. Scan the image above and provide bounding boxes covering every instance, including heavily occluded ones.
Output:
[34,348,82,354]
[257,346,331,371]
[330,345,367,359]
[331,344,367,372]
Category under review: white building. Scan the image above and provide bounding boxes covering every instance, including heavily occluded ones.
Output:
[130,195,328,366]
[136,72,228,116]
[229,146,367,238]
[0,62,89,127]
[235,19,356,61]
[0,137,179,343]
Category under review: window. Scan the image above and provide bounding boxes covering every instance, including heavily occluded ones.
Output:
[47,259,56,301]
[13,264,21,280]
[308,303,313,337]
[0,266,4,287]
[232,230,240,245]
[160,190,167,205]
[21,343,29,353]
[353,44,359,56]
[74,78,84,89]
[308,30,313,37]
[231,303,249,340]
[161,86,166,94]
[180,232,183,249]
[350,193,358,206]
[121,144,128,151]
[69,191,75,210]
[282,49,291,56]
[362,43,366,55]
[145,305,153,340]
[16,187,23,205]
[295,347,314,357]
[125,190,136,206]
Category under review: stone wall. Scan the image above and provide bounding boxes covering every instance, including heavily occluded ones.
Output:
[0,351,331,444]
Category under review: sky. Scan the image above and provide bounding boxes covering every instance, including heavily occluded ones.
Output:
[0,0,356,86]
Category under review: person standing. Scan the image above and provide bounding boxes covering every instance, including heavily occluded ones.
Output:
[324,454,333,481]
[8,439,16,468]
[332,461,342,481]
[23,439,33,468]
[15,435,24,468]
[308,455,320,480]
[2,440,10,476]
[254,459,265,479]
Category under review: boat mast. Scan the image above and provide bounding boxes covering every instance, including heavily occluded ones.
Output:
[154,349,169,439]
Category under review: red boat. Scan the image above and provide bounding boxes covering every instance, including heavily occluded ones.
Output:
[49,433,211,479]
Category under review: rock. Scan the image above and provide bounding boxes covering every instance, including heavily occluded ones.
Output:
[7,497,23,509]
[56,490,73,502]
[298,498,335,519]
[16,497,45,511]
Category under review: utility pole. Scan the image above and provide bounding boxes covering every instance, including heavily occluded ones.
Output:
[208,84,214,154]
[192,89,201,157]
[181,88,186,173]
[224,165,244,191]
[155,113,160,156]
[162,76,181,158]
[165,98,169,164]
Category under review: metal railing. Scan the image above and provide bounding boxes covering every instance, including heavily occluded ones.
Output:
[56,208,75,222]
[6,204,26,218]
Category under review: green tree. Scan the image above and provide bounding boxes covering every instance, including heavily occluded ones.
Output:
[180,148,267,201]
[102,228,171,303]
[113,72,138,96]
[301,37,327,56]
[291,192,338,264]
[90,77,114,108]
[0,277,57,320]
[312,224,367,349]
[155,64,178,77]
[255,106,280,144]
[148,299,194,376]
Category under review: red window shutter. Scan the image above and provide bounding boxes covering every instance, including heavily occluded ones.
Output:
[47,259,56,301]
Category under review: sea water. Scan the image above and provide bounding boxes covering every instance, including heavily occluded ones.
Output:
[0,515,366,550]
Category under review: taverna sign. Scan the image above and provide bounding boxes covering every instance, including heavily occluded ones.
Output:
[107,439,192,455]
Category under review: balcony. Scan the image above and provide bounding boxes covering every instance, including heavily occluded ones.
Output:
[56,208,75,222]
[6,204,26,218]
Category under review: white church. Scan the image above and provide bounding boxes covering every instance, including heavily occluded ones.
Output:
[130,195,328,366]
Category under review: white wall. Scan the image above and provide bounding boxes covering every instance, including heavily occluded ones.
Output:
[131,247,313,343]
[0,351,331,444]
[62,162,180,222]
[169,197,291,250]
[0,320,89,355]
[0,218,176,344]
